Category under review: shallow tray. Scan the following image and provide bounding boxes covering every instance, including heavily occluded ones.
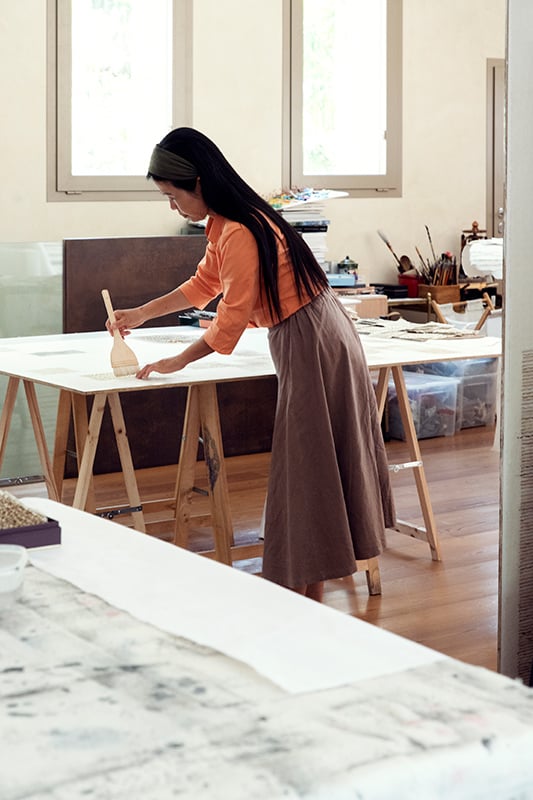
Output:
[0,518,61,548]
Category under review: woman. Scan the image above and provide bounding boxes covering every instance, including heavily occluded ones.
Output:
[110,127,395,602]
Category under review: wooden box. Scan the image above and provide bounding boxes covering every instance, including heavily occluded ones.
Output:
[418,284,461,303]
[338,294,388,319]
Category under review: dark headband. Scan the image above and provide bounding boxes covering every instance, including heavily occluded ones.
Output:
[148,144,198,181]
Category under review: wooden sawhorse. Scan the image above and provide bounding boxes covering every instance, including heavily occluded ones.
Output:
[373,365,442,562]
[172,382,382,594]
[52,389,146,533]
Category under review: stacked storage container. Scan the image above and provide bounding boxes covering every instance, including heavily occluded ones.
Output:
[386,372,460,441]
[404,358,499,430]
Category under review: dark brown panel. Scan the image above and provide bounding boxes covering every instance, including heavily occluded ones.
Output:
[63,235,209,333]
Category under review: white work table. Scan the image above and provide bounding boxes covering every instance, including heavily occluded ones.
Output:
[0,327,276,562]
[1,498,532,800]
[0,324,502,583]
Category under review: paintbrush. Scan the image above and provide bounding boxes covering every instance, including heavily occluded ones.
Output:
[377,229,403,271]
[101,289,139,377]
[425,225,438,264]
[415,246,431,281]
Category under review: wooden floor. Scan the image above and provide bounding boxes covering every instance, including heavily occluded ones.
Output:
[11,424,500,673]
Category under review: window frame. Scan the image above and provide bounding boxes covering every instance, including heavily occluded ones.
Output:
[283,0,402,197]
[47,0,193,202]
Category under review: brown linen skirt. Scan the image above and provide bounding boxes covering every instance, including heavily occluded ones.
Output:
[262,289,395,588]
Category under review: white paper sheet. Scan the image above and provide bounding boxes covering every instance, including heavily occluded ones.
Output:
[24,498,443,694]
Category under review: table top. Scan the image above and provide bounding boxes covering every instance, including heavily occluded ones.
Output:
[0,323,502,396]
[0,327,274,395]
[1,498,532,799]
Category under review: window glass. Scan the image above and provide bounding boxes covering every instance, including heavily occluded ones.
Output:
[287,0,401,194]
[302,0,386,177]
[0,242,62,481]
[70,0,173,177]
[49,0,191,199]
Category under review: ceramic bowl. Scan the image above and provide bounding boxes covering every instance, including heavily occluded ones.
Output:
[0,544,28,608]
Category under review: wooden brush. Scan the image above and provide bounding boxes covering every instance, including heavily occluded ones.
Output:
[101,289,139,377]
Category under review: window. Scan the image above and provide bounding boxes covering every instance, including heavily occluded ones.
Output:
[47,0,192,201]
[284,0,402,195]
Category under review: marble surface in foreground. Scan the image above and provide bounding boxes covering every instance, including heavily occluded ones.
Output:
[1,565,532,800]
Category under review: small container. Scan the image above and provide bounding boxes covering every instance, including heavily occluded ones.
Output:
[0,545,28,608]
[418,283,461,303]
[0,517,61,549]
[398,274,421,298]
[337,255,358,274]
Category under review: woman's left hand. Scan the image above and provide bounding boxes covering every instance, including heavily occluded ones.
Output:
[136,355,186,380]
[135,336,214,380]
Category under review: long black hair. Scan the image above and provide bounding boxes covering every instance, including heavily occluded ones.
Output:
[147,127,328,322]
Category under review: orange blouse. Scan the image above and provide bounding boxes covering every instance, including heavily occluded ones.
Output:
[179,214,317,354]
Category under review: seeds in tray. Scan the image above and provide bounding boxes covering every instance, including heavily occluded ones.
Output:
[0,490,48,529]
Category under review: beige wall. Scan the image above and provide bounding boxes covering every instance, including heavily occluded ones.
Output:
[0,0,506,283]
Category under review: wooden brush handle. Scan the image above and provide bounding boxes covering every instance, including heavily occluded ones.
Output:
[101,289,117,326]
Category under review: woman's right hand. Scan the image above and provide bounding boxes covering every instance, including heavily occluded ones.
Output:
[106,306,147,336]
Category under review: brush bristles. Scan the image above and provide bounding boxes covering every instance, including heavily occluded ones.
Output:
[112,363,139,377]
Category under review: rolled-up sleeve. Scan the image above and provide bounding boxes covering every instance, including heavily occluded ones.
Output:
[179,252,222,310]
[180,218,262,355]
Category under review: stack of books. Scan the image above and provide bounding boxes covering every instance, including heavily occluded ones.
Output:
[269,190,347,272]
[281,211,329,270]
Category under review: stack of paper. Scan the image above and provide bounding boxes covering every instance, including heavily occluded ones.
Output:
[280,201,330,269]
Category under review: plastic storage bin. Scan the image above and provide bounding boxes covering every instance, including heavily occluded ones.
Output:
[387,372,460,441]
[404,358,498,429]
[457,372,498,428]
[405,358,498,379]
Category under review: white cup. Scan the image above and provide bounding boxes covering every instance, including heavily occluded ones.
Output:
[0,545,28,608]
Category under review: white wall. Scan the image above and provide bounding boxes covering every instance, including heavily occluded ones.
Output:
[0,0,506,284]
